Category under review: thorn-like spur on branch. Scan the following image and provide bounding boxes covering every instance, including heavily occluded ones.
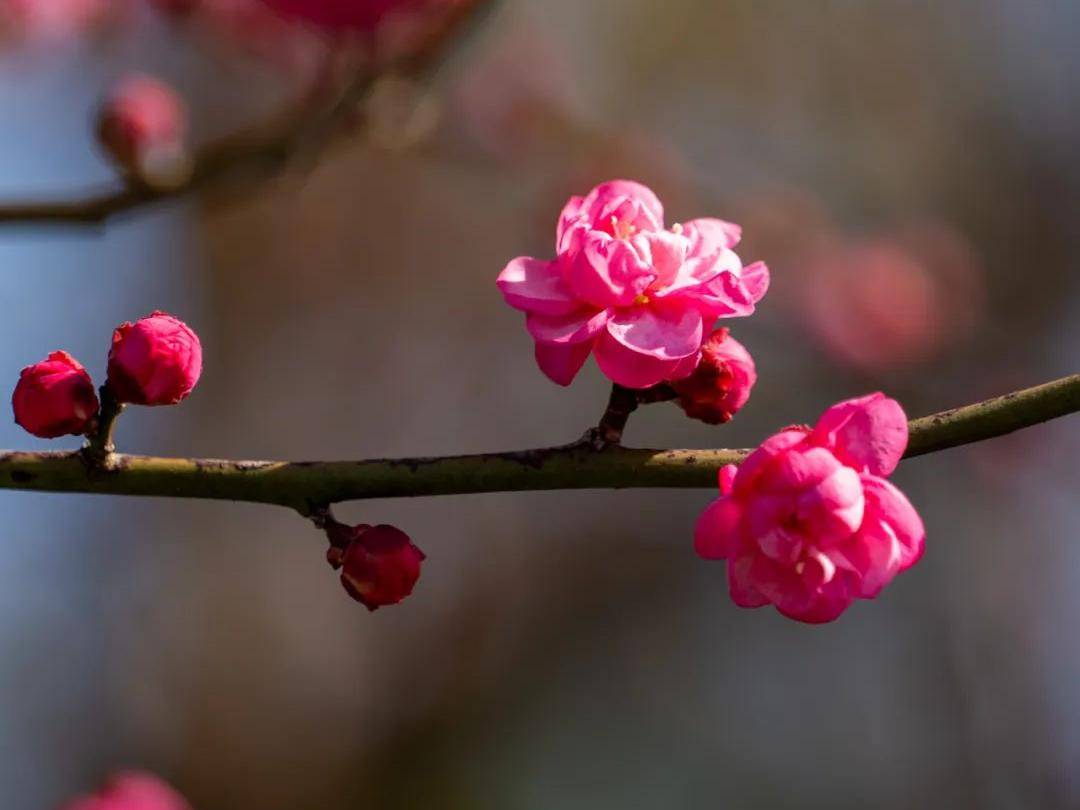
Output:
[0,374,1074,512]
[0,0,499,229]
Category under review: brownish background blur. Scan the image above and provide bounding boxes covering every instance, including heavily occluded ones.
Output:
[0,1,1078,808]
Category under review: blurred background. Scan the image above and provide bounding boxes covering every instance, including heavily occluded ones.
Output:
[0,0,1078,807]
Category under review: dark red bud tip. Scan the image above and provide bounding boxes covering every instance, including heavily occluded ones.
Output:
[106,311,202,406]
[672,328,757,425]
[12,351,99,439]
[339,524,425,611]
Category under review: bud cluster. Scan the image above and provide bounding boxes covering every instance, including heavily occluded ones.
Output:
[12,311,202,441]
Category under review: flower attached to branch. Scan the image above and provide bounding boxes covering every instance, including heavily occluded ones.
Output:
[671,327,756,425]
[497,180,768,389]
[328,523,426,611]
[11,351,99,438]
[695,393,924,623]
[107,311,202,406]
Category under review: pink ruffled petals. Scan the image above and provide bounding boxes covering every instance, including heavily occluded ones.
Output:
[694,496,744,560]
[579,179,664,232]
[681,217,742,254]
[496,256,579,316]
[594,305,703,389]
[813,392,908,476]
[693,393,923,624]
[496,179,769,388]
[525,308,608,345]
[566,233,655,308]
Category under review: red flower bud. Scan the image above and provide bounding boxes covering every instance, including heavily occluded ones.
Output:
[58,771,191,810]
[12,351,99,439]
[107,311,202,406]
[340,524,425,611]
[671,328,756,425]
[97,74,190,186]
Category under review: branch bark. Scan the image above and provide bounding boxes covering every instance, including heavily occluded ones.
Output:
[0,374,1074,513]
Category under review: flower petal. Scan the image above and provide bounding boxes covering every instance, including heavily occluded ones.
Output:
[566,234,654,309]
[593,331,690,389]
[604,304,703,361]
[694,496,744,560]
[861,474,925,570]
[556,195,586,252]
[727,553,770,608]
[534,341,593,386]
[641,230,689,288]
[681,271,758,318]
[682,217,742,254]
[497,257,580,316]
[581,179,664,231]
[813,392,908,476]
[776,575,855,624]
[526,309,608,345]
[740,260,770,303]
[718,463,738,495]
[733,429,811,496]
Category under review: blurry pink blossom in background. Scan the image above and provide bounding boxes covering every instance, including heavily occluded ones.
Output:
[800,223,984,373]
[695,393,924,623]
[0,0,118,44]
[498,180,769,389]
[449,17,579,161]
[736,186,985,375]
[149,0,327,72]
[257,0,450,33]
[97,74,189,184]
[58,771,190,810]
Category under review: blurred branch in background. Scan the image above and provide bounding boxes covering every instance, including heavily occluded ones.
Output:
[0,0,498,228]
[0,373,1074,512]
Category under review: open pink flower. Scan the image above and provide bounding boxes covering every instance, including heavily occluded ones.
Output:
[694,393,924,623]
[497,180,769,389]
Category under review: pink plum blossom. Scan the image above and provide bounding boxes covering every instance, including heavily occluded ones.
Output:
[497,180,768,389]
[694,393,924,623]
[0,0,116,44]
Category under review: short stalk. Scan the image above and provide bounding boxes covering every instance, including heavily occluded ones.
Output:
[82,387,125,468]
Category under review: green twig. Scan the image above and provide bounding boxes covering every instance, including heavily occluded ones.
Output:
[0,374,1073,513]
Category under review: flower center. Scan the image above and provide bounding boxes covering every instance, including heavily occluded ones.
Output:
[610,216,637,240]
[633,293,650,306]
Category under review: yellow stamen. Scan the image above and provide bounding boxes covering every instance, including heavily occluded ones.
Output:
[633,293,650,306]
[610,216,637,240]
